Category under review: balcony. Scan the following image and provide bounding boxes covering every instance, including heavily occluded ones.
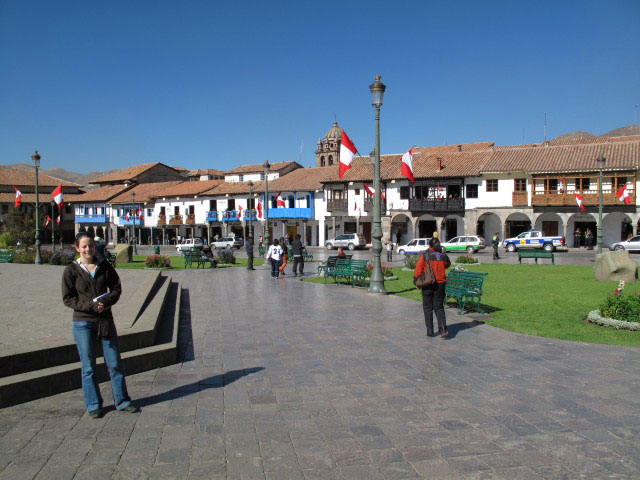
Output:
[169,214,183,225]
[408,197,464,212]
[266,207,313,219]
[327,199,348,212]
[75,214,107,223]
[512,191,528,206]
[222,210,240,222]
[531,189,636,207]
[157,214,166,225]
[243,209,258,221]
[119,216,145,226]
[364,199,386,212]
[206,211,218,222]
[186,213,196,225]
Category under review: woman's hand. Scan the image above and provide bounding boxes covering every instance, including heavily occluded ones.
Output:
[97,302,105,313]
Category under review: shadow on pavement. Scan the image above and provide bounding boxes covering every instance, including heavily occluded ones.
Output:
[445,320,484,339]
[138,367,265,407]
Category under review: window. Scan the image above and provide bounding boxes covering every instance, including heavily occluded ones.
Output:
[400,186,410,199]
[575,177,590,190]
[260,173,265,180]
[147,209,152,216]
[354,188,360,195]
[65,206,71,214]
[466,184,478,198]
[228,199,235,210]
[239,174,244,182]
[547,179,558,191]
[486,180,498,192]
[320,156,325,167]
[617,177,627,189]
[514,179,527,192]
[1,205,8,214]
[328,155,333,166]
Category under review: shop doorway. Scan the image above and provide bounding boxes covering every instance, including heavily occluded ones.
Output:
[363,223,371,243]
[445,219,458,240]
[418,220,437,238]
[506,221,531,238]
[574,221,597,247]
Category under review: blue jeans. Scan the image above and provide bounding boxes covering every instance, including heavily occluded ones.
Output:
[72,321,132,412]
[271,258,281,277]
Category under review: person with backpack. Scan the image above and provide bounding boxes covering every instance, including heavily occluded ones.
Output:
[414,238,451,338]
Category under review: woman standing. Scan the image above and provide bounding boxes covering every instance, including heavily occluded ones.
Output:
[414,238,451,338]
[278,237,288,276]
[62,233,139,418]
[267,239,283,278]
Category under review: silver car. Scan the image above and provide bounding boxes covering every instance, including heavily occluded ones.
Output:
[609,236,640,251]
[325,234,367,250]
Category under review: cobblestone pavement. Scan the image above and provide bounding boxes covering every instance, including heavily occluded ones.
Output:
[1,265,640,479]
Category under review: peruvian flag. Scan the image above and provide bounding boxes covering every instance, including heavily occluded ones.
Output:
[276,192,285,207]
[574,193,585,212]
[616,185,631,204]
[339,131,357,178]
[238,205,243,220]
[257,201,263,219]
[51,185,64,208]
[44,216,51,227]
[56,215,61,225]
[12,185,22,207]
[138,208,143,221]
[401,148,415,183]
[364,183,385,200]
[125,211,130,222]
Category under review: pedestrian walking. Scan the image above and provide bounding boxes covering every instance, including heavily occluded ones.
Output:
[245,236,255,270]
[62,232,139,418]
[414,238,451,338]
[279,237,288,275]
[258,235,263,248]
[291,234,304,276]
[386,240,393,262]
[574,227,581,248]
[396,230,402,245]
[267,239,283,278]
[585,228,594,250]
[492,233,501,260]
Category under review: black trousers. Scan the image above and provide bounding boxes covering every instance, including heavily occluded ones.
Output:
[271,259,281,277]
[292,256,304,275]
[247,252,253,269]
[422,283,447,335]
[493,245,500,259]
[386,250,392,262]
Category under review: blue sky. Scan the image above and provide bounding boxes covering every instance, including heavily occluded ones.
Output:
[1,0,639,173]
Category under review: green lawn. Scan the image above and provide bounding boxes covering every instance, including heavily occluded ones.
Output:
[305,264,640,348]
[116,255,264,270]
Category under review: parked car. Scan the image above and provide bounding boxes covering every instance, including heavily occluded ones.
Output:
[212,236,243,249]
[325,233,367,250]
[440,235,486,254]
[176,238,204,252]
[609,236,640,251]
[397,238,430,255]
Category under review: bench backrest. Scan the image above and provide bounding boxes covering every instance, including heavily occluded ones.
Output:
[349,259,368,271]
[446,270,487,290]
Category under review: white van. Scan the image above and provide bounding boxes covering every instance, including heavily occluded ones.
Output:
[176,238,204,252]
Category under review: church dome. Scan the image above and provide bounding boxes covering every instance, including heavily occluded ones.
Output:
[324,121,342,140]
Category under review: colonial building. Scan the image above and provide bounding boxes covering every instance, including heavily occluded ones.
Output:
[315,121,343,168]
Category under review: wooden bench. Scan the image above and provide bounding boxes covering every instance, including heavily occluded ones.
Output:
[518,249,554,264]
[0,250,13,263]
[182,249,216,269]
[324,258,368,287]
[317,255,352,275]
[445,270,489,314]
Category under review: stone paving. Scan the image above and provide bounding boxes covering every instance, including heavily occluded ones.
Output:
[1,264,640,479]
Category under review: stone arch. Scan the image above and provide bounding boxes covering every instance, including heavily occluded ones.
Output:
[533,212,564,237]
[476,212,501,240]
[87,226,95,238]
[96,226,105,239]
[504,212,532,238]
[391,213,412,244]
[567,212,597,247]
[441,214,465,241]
[604,211,634,246]
[320,156,325,167]
[414,213,437,239]
[328,155,333,166]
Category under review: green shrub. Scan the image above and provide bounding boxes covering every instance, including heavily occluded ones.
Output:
[455,254,479,264]
[11,247,52,264]
[0,232,12,248]
[365,262,394,278]
[217,249,236,264]
[50,248,75,265]
[145,254,171,268]
[599,282,640,323]
[404,253,421,269]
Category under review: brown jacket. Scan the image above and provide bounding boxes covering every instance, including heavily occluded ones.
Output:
[62,260,122,322]
[414,249,451,284]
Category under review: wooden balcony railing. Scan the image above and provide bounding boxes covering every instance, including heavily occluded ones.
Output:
[408,197,464,212]
[169,214,183,225]
[186,213,195,225]
[157,214,166,225]
[512,191,528,206]
[327,199,348,212]
[531,190,635,206]
[364,199,386,212]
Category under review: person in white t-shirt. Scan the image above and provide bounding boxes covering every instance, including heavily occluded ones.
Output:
[266,239,283,278]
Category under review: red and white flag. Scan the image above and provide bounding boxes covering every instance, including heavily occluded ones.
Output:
[616,185,631,204]
[56,215,61,225]
[125,211,130,222]
[401,148,415,183]
[51,185,64,208]
[276,192,285,207]
[574,193,585,212]
[339,131,357,178]
[138,208,143,221]
[12,185,22,207]
[364,183,386,200]
[44,216,51,227]
[238,205,243,219]
[257,201,263,219]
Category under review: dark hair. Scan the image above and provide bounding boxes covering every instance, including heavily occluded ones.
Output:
[295,234,301,240]
[273,239,279,246]
[74,232,94,247]
[429,238,440,250]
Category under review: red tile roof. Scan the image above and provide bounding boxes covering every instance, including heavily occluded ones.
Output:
[201,181,265,196]
[269,166,336,191]
[225,161,301,175]
[108,181,184,204]
[0,167,80,188]
[150,179,224,198]
[89,163,179,184]
[69,185,131,203]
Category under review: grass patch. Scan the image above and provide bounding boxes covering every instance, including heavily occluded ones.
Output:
[305,264,640,348]
[116,255,263,270]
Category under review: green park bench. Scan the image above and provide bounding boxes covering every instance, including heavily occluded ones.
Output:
[0,250,13,263]
[317,255,352,275]
[324,258,368,287]
[287,247,314,262]
[182,248,215,269]
[518,249,554,264]
[445,270,489,314]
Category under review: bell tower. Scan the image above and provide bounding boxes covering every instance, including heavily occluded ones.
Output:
[315,121,343,168]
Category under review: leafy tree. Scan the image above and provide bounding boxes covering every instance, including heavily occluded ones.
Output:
[0,205,43,248]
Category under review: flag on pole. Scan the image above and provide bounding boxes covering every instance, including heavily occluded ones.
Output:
[138,208,143,221]
[51,185,64,208]
[238,205,243,220]
[339,131,357,178]
[401,148,415,183]
[125,211,130,222]
[44,216,51,227]
[616,185,631,204]
[257,201,263,219]
[363,183,386,199]
[574,193,585,212]
[276,192,285,207]
[12,186,22,207]
[56,215,61,225]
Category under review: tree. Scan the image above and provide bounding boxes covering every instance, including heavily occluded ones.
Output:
[0,205,42,248]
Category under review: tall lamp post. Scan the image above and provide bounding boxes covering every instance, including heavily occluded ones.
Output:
[263,161,270,243]
[597,155,606,254]
[131,191,138,254]
[368,75,387,294]
[51,200,55,252]
[32,151,42,265]
[248,180,254,241]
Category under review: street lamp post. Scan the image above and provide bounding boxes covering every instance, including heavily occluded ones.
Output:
[248,180,254,241]
[51,200,55,252]
[597,155,606,254]
[32,151,42,265]
[368,75,387,294]
[263,161,270,243]
[131,191,137,254]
